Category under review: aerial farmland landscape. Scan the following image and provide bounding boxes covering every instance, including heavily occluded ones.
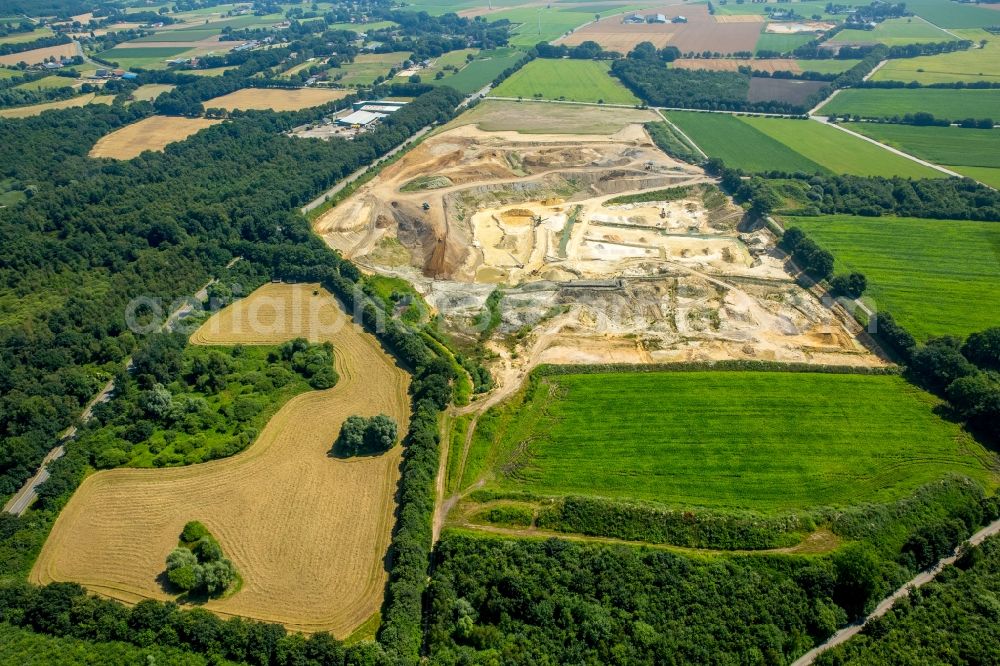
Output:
[0,0,998,664]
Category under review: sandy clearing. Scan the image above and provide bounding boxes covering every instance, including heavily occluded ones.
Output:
[205,87,350,112]
[32,283,411,637]
[89,116,222,159]
[0,42,79,66]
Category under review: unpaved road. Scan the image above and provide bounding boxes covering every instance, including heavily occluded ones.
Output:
[793,517,1000,665]
[3,277,219,516]
[810,116,962,177]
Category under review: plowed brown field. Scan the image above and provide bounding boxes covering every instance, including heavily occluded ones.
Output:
[31,283,410,637]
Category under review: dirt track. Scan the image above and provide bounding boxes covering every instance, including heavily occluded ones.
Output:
[32,283,410,637]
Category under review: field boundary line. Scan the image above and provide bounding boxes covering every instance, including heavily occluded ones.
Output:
[793,516,1000,665]
[655,108,708,159]
[810,117,962,177]
[913,14,961,40]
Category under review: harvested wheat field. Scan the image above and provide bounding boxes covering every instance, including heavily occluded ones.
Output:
[673,58,803,73]
[89,115,222,159]
[0,42,78,66]
[0,93,114,118]
[205,87,350,111]
[32,283,411,636]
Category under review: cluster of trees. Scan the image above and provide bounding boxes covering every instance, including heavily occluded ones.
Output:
[787,173,1000,220]
[817,535,1000,664]
[334,414,398,456]
[834,111,995,126]
[611,49,829,113]
[533,39,625,61]
[365,9,510,60]
[779,226,836,281]
[892,328,1000,440]
[165,521,237,597]
[273,338,338,389]
[425,532,867,663]
[0,581,374,665]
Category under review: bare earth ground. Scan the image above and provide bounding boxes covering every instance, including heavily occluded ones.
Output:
[556,5,762,54]
[0,42,79,66]
[204,87,350,112]
[89,116,223,159]
[32,283,410,637]
[316,101,884,377]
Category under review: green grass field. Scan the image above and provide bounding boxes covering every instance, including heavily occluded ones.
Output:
[755,32,814,55]
[492,5,646,46]
[800,59,862,74]
[871,30,1000,84]
[831,17,954,44]
[741,116,944,178]
[98,45,193,70]
[847,123,1000,168]
[906,0,1000,29]
[952,165,1000,188]
[0,27,54,45]
[818,88,1000,120]
[15,75,76,90]
[333,51,410,86]
[665,111,829,173]
[492,58,640,104]
[432,47,525,94]
[787,215,1000,339]
[463,370,995,512]
[131,28,221,42]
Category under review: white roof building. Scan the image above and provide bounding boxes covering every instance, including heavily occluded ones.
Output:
[337,110,387,126]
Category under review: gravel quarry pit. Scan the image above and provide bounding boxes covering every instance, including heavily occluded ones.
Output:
[314,103,883,372]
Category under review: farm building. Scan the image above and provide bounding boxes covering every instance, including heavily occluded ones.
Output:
[646,14,667,23]
[337,110,386,127]
[623,14,644,24]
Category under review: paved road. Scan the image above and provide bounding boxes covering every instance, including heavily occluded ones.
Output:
[793,517,1000,665]
[3,277,218,516]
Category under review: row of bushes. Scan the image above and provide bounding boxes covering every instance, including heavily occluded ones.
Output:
[534,360,898,377]
[534,495,809,550]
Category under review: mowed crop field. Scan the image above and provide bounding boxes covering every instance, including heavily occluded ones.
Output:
[666,111,829,173]
[89,116,222,159]
[32,283,411,636]
[871,30,1000,84]
[741,116,943,178]
[204,87,350,111]
[464,370,995,511]
[847,123,1000,168]
[818,88,1000,120]
[492,58,640,104]
[788,215,1000,340]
